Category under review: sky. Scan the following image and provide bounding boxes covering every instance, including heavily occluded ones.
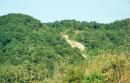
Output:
[0,0,130,23]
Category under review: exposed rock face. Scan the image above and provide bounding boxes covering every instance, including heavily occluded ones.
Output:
[61,33,86,58]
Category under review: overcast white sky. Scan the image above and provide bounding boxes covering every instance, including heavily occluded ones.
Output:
[0,0,130,23]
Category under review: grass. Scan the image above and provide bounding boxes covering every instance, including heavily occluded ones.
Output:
[0,53,130,83]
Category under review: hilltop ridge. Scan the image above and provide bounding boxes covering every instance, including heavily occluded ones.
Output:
[0,13,130,82]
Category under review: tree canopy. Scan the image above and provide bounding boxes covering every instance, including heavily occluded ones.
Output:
[0,13,130,82]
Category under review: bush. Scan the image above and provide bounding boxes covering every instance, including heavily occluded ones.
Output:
[63,66,84,83]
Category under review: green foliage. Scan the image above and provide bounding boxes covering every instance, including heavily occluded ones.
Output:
[0,64,48,83]
[84,72,104,83]
[0,13,130,82]
[63,66,84,83]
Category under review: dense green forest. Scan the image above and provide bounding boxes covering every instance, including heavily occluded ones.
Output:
[0,13,130,83]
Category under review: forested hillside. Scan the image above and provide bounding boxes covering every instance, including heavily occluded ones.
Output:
[0,13,130,83]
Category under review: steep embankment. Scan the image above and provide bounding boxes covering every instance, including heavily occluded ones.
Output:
[61,33,86,58]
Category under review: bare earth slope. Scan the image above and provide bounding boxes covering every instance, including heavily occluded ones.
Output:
[61,33,86,58]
